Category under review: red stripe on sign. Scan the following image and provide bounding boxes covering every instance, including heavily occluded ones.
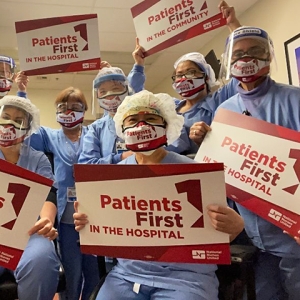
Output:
[144,13,226,57]
[131,0,160,18]
[0,159,53,187]
[0,244,24,270]
[23,58,101,76]
[214,109,300,143]
[81,243,230,264]
[15,14,97,33]
[185,13,225,39]
[226,184,300,236]
[74,163,224,182]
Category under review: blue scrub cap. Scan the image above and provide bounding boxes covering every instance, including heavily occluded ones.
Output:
[93,67,127,89]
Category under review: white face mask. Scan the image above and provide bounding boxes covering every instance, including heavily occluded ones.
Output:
[231,57,270,83]
[56,110,84,128]
[0,77,13,98]
[97,91,128,113]
[123,121,167,152]
[172,78,205,100]
[0,122,28,147]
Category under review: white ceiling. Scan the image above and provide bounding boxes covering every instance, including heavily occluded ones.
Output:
[0,0,259,92]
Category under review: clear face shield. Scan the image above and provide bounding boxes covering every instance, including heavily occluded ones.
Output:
[0,104,32,161]
[0,59,15,98]
[56,101,85,129]
[221,27,275,83]
[95,80,129,114]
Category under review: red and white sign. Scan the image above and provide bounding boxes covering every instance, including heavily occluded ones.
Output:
[74,164,230,264]
[131,0,226,56]
[15,14,101,75]
[195,108,300,236]
[0,159,53,270]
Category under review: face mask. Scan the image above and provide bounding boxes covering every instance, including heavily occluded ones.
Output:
[56,110,84,128]
[0,77,13,98]
[97,91,128,113]
[0,123,28,147]
[172,78,205,100]
[231,57,270,83]
[123,121,167,152]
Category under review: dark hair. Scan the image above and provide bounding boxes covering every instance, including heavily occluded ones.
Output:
[55,87,88,111]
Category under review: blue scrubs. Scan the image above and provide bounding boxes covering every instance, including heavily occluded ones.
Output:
[30,127,100,300]
[96,151,219,300]
[126,67,238,154]
[218,77,300,300]
[127,64,145,93]
[78,115,124,164]
[166,79,239,154]
[0,145,60,300]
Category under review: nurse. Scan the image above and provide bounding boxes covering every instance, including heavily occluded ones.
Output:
[0,95,60,300]
[78,67,135,164]
[74,90,244,300]
[0,55,16,98]
[216,26,300,299]
[29,87,100,300]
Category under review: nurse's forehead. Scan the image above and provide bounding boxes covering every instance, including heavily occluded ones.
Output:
[233,38,264,50]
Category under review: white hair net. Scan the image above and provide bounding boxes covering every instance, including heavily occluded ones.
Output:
[114,90,184,145]
[174,52,219,88]
[0,95,40,133]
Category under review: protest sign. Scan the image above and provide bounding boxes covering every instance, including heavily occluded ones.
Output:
[15,14,100,75]
[0,160,53,270]
[195,108,300,236]
[131,0,226,56]
[75,163,230,264]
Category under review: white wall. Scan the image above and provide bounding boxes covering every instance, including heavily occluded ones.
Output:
[153,0,300,93]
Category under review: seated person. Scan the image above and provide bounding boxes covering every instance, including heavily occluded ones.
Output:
[74,90,244,300]
[0,95,60,300]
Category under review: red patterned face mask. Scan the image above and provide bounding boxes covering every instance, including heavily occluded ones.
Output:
[172,78,205,99]
[123,121,167,153]
[231,57,270,83]
[0,77,13,98]
[56,110,84,128]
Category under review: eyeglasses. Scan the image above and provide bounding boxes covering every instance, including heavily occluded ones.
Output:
[171,70,204,82]
[56,102,84,113]
[123,114,164,127]
[232,46,268,61]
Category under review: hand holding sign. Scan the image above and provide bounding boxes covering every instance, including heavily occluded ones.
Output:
[15,71,29,92]
[132,37,146,66]
[218,1,241,31]
[74,201,89,231]
[189,121,211,146]
[207,204,244,241]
